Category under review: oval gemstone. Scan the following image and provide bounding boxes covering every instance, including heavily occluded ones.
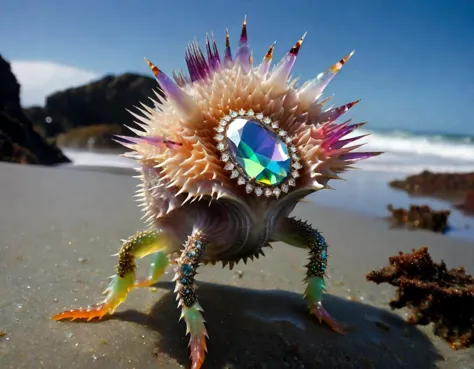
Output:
[226,118,291,186]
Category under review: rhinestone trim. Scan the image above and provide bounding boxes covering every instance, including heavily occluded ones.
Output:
[214,109,301,198]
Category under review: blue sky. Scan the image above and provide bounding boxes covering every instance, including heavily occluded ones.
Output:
[1,0,473,135]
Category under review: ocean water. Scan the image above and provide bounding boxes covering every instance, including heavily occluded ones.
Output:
[61,128,474,241]
[351,128,474,174]
[63,128,474,174]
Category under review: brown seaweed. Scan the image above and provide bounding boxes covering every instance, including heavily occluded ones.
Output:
[366,247,474,349]
[387,204,450,233]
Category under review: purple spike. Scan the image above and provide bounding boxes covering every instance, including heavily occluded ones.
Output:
[144,58,198,117]
[185,41,212,82]
[330,134,369,150]
[190,42,206,79]
[195,41,211,76]
[205,34,214,69]
[239,15,247,46]
[205,32,221,71]
[224,29,233,68]
[115,135,182,150]
[115,135,142,144]
[142,136,183,149]
[339,152,382,161]
[320,100,360,123]
[325,119,352,135]
[211,33,221,69]
[184,46,198,82]
[324,122,367,147]
[235,15,251,73]
[172,69,188,87]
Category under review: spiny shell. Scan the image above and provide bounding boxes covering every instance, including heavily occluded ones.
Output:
[117,18,381,219]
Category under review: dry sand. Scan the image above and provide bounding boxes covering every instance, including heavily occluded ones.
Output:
[1,162,474,369]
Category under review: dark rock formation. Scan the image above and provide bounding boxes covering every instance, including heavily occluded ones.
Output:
[54,124,124,150]
[389,171,474,198]
[387,204,450,233]
[0,121,39,164]
[455,190,474,215]
[25,73,165,141]
[0,55,70,165]
[367,247,474,350]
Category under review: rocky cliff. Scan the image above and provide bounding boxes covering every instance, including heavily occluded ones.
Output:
[389,170,474,216]
[25,73,165,149]
[0,55,70,165]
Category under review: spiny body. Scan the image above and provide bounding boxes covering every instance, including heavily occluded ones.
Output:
[52,16,381,369]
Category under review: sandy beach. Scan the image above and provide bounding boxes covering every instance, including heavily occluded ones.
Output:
[1,162,474,369]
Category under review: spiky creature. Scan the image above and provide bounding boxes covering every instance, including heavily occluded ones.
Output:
[52,17,381,369]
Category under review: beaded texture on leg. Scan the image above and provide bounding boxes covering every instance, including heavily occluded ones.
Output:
[173,231,209,369]
[275,217,347,334]
[301,223,347,334]
[52,229,166,321]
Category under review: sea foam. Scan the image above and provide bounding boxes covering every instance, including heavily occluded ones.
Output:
[63,128,474,175]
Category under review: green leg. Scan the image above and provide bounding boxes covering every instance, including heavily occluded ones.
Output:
[274,217,347,334]
[135,251,169,288]
[174,229,209,369]
[52,229,171,321]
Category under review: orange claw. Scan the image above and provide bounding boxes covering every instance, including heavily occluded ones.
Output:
[189,332,208,369]
[309,302,348,335]
[134,278,154,288]
[51,303,111,321]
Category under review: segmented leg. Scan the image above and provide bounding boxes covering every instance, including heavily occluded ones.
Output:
[135,250,169,287]
[173,230,208,369]
[274,217,347,334]
[52,229,170,321]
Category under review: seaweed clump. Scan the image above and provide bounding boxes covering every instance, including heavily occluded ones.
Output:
[387,204,450,233]
[366,247,474,349]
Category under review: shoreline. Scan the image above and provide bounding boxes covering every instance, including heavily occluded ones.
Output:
[1,161,473,368]
[55,154,474,242]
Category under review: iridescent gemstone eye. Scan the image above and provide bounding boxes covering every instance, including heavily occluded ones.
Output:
[226,118,291,186]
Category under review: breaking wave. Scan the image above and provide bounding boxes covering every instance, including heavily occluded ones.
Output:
[62,128,474,175]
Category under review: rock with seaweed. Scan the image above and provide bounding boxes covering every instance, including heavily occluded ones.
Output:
[0,55,70,165]
[455,190,474,216]
[366,246,474,350]
[24,73,165,144]
[389,170,474,204]
[387,204,450,233]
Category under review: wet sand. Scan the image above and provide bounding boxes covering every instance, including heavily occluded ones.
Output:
[1,162,474,369]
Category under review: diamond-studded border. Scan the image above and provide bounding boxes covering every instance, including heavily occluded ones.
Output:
[214,108,302,198]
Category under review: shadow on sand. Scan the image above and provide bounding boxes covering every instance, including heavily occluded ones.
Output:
[111,281,443,369]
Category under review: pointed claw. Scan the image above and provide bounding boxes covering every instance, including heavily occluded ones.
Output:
[183,304,208,369]
[134,278,154,288]
[51,303,111,321]
[189,330,208,369]
[309,302,348,335]
[53,272,135,322]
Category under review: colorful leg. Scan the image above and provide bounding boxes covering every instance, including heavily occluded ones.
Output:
[52,229,170,321]
[173,230,208,369]
[135,250,169,287]
[274,217,347,334]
